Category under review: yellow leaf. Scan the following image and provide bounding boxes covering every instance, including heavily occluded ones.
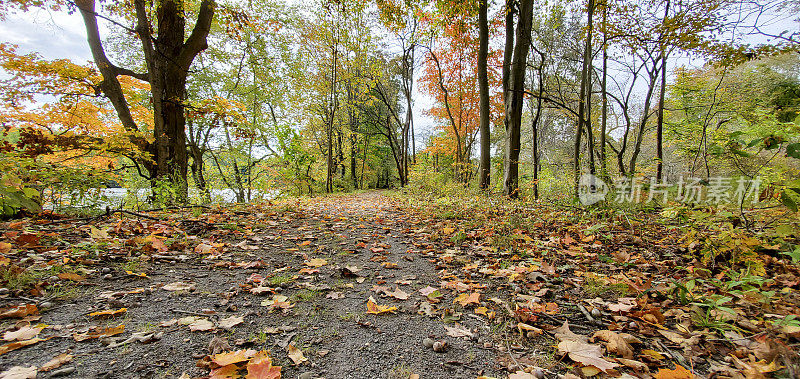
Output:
[287,343,308,365]
[88,308,127,318]
[366,296,397,315]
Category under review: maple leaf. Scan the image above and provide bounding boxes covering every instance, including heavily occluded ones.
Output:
[246,350,281,379]
[557,340,620,372]
[286,344,308,365]
[211,349,258,366]
[209,364,242,379]
[454,292,480,307]
[366,296,397,314]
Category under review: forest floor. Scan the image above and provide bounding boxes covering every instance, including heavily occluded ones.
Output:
[0,191,798,378]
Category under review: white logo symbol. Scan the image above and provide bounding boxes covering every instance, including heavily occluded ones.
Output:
[578,174,608,205]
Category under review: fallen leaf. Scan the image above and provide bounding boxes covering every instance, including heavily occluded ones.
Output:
[88,308,127,318]
[219,316,244,330]
[0,365,37,379]
[261,295,289,307]
[654,364,696,379]
[444,323,473,338]
[88,225,110,239]
[607,297,637,313]
[125,270,148,278]
[162,282,195,291]
[454,292,480,307]
[73,325,125,341]
[0,337,48,356]
[554,321,588,343]
[304,258,327,267]
[3,325,44,342]
[326,292,344,299]
[211,349,258,366]
[0,304,37,319]
[385,287,409,300]
[557,340,620,372]
[209,364,241,379]
[366,296,397,314]
[39,353,72,372]
[287,343,308,365]
[508,371,535,379]
[381,262,399,269]
[189,318,215,332]
[246,350,282,379]
[593,330,634,359]
[418,286,438,296]
[57,272,85,282]
[0,242,11,254]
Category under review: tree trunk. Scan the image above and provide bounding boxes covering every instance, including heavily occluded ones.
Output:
[478,0,491,190]
[78,0,215,204]
[656,0,671,181]
[502,0,534,198]
[600,2,609,181]
[574,0,594,198]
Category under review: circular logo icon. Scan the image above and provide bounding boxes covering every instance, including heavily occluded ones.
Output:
[578,174,608,206]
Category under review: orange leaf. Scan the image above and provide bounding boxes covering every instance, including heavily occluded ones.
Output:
[209,364,242,379]
[88,308,127,318]
[211,349,258,366]
[57,272,85,282]
[246,350,282,379]
[0,304,38,319]
[73,325,125,342]
[0,337,49,356]
[654,365,696,379]
[454,292,481,307]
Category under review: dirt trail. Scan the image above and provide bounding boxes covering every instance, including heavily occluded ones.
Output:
[0,192,503,378]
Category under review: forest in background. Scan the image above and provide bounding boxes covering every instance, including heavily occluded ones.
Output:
[0,0,797,212]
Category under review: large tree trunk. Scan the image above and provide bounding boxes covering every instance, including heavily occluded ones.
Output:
[478,0,491,190]
[78,0,215,204]
[502,0,534,198]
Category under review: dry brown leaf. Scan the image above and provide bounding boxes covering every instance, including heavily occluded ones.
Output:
[0,304,37,319]
[73,325,125,341]
[0,337,48,356]
[3,325,44,341]
[218,316,244,330]
[189,318,215,332]
[444,323,473,338]
[162,281,195,291]
[287,343,308,365]
[554,321,588,343]
[385,287,409,300]
[57,272,85,282]
[0,365,37,379]
[593,330,634,359]
[304,258,327,267]
[557,340,620,372]
[39,353,73,372]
